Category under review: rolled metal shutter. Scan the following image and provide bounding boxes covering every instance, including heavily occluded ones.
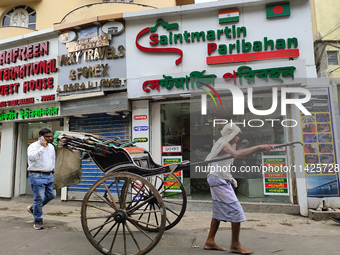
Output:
[67,113,130,199]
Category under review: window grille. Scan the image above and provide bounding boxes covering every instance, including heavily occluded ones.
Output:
[327,51,339,66]
[2,5,36,29]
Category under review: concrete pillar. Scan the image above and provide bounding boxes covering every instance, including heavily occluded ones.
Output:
[61,117,69,201]
[14,123,28,196]
[291,94,308,216]
[0,122,17,198]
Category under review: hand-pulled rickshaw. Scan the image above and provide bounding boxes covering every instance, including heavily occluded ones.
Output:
[53,131,302,255]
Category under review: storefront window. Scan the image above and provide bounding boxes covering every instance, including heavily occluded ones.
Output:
[28,122,50,145]
[161,103,190,159]
[160,92,291,203]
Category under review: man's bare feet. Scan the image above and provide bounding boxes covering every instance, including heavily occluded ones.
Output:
[204,241,227,251]
[230,245,253,254]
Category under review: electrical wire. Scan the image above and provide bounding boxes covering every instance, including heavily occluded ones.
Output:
[319,22,340,40]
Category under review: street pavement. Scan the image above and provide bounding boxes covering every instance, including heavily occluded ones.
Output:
[0,196,339,255]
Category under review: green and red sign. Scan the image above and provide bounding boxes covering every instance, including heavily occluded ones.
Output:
[162,157,183,193]
[136,15,299,65]
[162,156,182,165]
[262,156,289,195]
[266,2,290,19]
[163,171,183,192]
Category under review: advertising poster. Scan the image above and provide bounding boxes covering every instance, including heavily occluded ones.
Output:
[132,100,150,151]
[163,171,183,193]
[300,88,339,197]
[162,156,182,165]
[162,156,183,193]
[262,156,289,195]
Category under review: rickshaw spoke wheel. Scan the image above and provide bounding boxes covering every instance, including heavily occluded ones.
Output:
[81,172,166,255]
[136,172,187,232]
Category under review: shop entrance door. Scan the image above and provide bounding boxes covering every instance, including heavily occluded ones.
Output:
[152,94,294,203]
[66,114,130,200]
[15,120,63,197]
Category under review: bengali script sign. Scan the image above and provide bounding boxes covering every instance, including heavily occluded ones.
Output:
[142,66,296,93]
[262,155,289,196]
[0,110,18,121]
[0,107,59,121]
[142,70,216,93]
[223,66,295,85]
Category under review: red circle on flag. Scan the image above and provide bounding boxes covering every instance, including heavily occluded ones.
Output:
[273,5,284,14]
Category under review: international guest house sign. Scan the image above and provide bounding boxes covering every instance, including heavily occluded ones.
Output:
[0,39,59,121]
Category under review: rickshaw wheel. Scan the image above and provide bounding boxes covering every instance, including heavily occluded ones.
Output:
[139,172,187,232]
[81,172,166,255]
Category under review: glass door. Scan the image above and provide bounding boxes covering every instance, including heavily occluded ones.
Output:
[156,92,293,203]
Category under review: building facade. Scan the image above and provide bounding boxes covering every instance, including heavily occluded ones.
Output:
[0,0,193,198]
[311,0,340,83]
[0,0,192,40]
[125,0,339,215]
[0,0,339,216]
[310,0,340,209]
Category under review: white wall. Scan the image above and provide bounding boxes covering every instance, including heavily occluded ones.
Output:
[14,123,28,196]
[0,122,16,197]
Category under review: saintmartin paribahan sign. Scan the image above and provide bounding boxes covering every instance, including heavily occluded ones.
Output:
[136,15,299,66]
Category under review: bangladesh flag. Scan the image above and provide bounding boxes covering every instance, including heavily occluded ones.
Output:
[266,2,290,18]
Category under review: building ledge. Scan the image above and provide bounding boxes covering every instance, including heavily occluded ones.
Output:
[0,0,41,7]
[53,2,155,32]
[0,26,35,42]
[54,14,124,32]
[0,27,57,49]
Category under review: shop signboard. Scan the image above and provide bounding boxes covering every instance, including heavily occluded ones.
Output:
[162,156,183,193]
[133,126,148,131]
[262,155,289,195]
[136,19,300,66]
[0,107,59,121]
[132,100,150,151]
[162,145,182,153]
[162,156,182,165]
[126,0,315,119]
[126,1,314,89]
[163,171,183,193]
[57,22,127,98]
[0,38,60,121]
[300,88,339,197]
[138,60,307,95]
